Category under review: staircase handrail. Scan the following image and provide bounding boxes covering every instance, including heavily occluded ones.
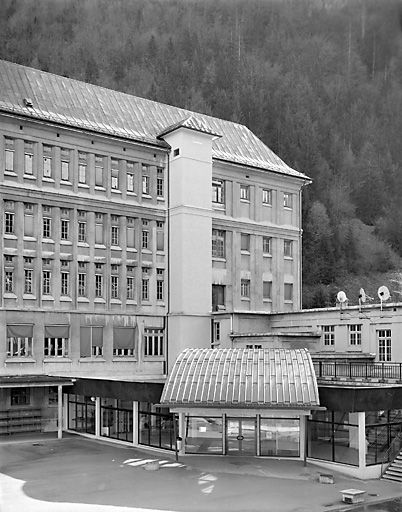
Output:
[381,431,402,476]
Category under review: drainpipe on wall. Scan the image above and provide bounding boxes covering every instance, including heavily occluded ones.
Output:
[166,149,171,375]
[299,179,312,310]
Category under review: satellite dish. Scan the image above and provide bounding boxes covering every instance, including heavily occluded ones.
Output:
[378,285,390,302]
[337,291,348,303]
[359,288,366,303]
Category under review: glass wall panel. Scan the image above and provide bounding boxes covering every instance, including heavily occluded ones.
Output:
[139,403,175,450]
[67,394,95,434]
[260,418,300,457]
[185,416,223,454]
[100,398,133,442]
[366,409,402,466]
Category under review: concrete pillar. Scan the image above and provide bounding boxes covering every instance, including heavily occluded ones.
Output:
[95,397,101,437]
[357,412,366,469]
[57,385,63,439]
[178,412,185,454]
[133,401,139,445]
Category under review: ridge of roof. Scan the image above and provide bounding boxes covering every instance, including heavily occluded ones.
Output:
[0,59,309,179]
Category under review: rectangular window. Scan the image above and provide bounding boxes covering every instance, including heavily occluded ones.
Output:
[142,230,149,250]
[240,184,250,201]
[24,268,33,294]
[43,214,52,239]
[157,168,164,198]
[111,225,119,246]
[78,271,87,297]
[43,145,52,178]
[262,188,272,205]
[241,233,250,252]
[42,270,51,295]
[5,211,14,234]
[24,141,33,174]
[80,326,103,357]
[11,388,30,406]
[24,204,34,237]
[127,222,135,248]
[5,269,14,293]
[378,329,391,361]
[111,275,119,299]
[44,325,69,357]
[212,179,224,204]
[48,386,58,405]
[95,269,103,298]
[212,284,225,311]
[283,192,293,209]
[127,161,135,192]
[61,219,69,240]
[212,229,225,258]
[95,213,104,244]
[78,221,86,243]
[78,152,87,184]
[95,155,104,187]
[144,328,164,356]
[322,325,335,346]
[156,269,164,301]
[111,158,119,189]
[263,281,272,300]
[60,272,69,296]
[6,325,33,357]
[156,221,164,251]
[284,240,293,258]
[142,174,150,195]
[284,283,293,302]
[349,324,362,346]
[5,137,15,172]
[213,321,220,345]
[142,278,149,301]
[263,236,272,255]
[113,327,135,356]
[61,148,70,181]
[127,276,135,300]
[241,279,250,298]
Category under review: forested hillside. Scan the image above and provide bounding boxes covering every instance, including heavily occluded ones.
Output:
[2,0,402,307]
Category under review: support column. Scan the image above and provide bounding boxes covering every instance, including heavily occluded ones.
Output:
[57,385,63,439]
[358,412,366,469]
[133,401,139,445]
[256,415,261,456]
[178,412,185,455]
[95,397,101,437]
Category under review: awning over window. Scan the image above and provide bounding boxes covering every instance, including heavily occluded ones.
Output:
[113,327,135,349]
[7,324,33,338]
[161,348,320,409]
[80,327,103,357]
[45,325,70,338]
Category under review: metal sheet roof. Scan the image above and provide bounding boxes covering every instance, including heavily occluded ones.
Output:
[0,374,74,388]
[161,348,319,409]
[0,59,308,179]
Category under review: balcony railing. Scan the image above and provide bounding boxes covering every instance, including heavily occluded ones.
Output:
[313,361,402,382]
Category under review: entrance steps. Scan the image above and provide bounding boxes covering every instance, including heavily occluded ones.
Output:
[382,452,402,482]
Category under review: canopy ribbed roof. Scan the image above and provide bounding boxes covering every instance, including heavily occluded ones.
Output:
[161,348,319,409]
[0,59,308,179]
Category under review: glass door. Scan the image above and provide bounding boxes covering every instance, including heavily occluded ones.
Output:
[226,418,256,455]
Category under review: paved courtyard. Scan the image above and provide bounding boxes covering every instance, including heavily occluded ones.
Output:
[0,435,401,512]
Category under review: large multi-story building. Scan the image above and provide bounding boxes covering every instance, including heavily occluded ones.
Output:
[0,60,310,451]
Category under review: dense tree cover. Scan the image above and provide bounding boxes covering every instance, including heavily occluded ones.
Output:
[2,0,402,307]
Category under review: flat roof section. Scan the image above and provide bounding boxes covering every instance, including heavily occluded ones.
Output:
[0,375,74,388]
[161,348,320,409]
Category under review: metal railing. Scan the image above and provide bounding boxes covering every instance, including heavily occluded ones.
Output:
[313,361,402,381]
[381,432,402,476]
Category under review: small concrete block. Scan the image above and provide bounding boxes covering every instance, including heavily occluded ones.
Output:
[143,460,160,471]
[340,489,366,504]
[319,473,334,484]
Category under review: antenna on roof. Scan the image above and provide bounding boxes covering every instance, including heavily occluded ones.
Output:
[378,285,390,312]
[337,290,348,311]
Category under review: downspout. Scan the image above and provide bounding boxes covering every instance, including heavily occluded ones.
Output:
[299,179,312,310]
[165,149,171,375]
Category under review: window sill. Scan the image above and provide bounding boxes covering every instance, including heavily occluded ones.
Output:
[241,297,251,301]
[284,207,293,211]
[263,253,272,258]
[42,296,55,301]
[23,294,36,300]
[23,236,37,241]
[42,177,55,183]
[4,170,17,177]
[94,186,106,191]
[94,244,106,249]
[94,298,106,304]
[126,300,137,305]
[79,357,106,363]
[60,180,72,186]
[142,194,152,199]
[110,299,122,304]
[3,293,17,299]
[112,357,137,362]
[263,299,273,303]
[212,203,225,209]
[126,191,137,196]
[60,296,72,302]
[157,197,165,202]
[284,256,293,261]
[142,249,152,254]
[111,188,122,193]
[126,247,137,253]
[78,183,89,189]
[284,300,294,304]
[60,240,72,245]
[143,356,165,361]
[77,297,90,303]
[240,199,250,204]
[42,239,55,244]
[212,257,226,262]
[78,242,90,248]
[23,174,36,180]
[44,358,72,363]
[3,234,17,240]
[5,357,36,363]
[111,246,122,251]
[262,203,272,207]
[241,250,250,255]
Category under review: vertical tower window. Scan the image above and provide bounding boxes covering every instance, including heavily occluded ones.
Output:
[127,161,135,192]
[5,137,15,172]
[24,141,34,175]
[61,148,70,181]
[157,168,164,198]
[78,152,87,184]
[111,158,119,189]
[43,145,52,178]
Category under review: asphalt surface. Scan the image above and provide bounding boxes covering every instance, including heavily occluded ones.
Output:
[0,435,401,512]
